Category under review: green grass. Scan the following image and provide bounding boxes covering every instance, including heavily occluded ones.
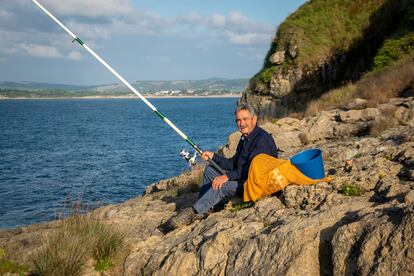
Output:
[0,248,28,276]
[252,0,413,106]
[230,201,255,212]
[339,183,362,196]
[353,152,363,159]
[30,214,126,275]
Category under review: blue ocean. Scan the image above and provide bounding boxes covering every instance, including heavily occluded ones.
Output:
[0,97,238,229]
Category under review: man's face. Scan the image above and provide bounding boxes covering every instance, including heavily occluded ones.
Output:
[235,109,257,136]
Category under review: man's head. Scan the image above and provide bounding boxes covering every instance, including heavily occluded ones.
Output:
[234,104,257,136]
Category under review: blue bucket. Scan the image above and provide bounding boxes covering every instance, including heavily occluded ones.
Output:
[290,149,325,179]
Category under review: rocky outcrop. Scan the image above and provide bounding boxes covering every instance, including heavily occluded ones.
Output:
[1,97,413,275]
[240,0,414,119]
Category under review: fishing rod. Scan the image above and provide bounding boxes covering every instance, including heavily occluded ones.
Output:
[31,0,225,174]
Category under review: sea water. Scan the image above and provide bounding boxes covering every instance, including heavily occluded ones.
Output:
[0,97,237,229]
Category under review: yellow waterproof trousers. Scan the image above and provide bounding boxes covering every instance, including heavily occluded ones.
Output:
[243,154,332,202]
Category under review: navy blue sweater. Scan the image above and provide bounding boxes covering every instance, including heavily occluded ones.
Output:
[212,126,278,184]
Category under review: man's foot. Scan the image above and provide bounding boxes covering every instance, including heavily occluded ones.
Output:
[158,207,207,234]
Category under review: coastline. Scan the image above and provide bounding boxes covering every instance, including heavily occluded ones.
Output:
[0,94,241,100]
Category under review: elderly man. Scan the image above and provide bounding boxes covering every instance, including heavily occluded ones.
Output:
[161,104,278,232]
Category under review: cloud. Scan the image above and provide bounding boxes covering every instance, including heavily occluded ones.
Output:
[225,31,271,45]
[41,0,134,17]
[20,43,62,58]
[67,51,83,60]
[0,1,274,63]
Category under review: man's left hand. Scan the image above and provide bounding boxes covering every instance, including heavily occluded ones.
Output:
[212,175,229,190]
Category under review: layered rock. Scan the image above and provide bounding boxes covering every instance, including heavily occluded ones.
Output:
[1,97,413,275]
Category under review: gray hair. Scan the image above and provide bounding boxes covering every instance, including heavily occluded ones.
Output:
[234,104,257,117]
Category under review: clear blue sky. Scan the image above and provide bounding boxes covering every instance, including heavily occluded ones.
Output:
[0,0,307,85]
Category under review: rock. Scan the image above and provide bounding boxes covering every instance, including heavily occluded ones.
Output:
[1,96,414,275]
[338,108,380,123]
[283,182,333,210]
[394,106,410,123]
[405,190,414,204]
[375,176,409,200]
[288,44,298,58]
[332,205,414,275]
[219,131,241,158]
[269,51,286,65]
[345,98,368,110]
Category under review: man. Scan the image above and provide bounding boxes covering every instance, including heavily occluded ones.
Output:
[160,104,278,232]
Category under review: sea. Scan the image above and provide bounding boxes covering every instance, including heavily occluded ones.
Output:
[0,97,238,229]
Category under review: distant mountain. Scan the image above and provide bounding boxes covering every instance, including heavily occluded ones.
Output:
[0,78,249,93]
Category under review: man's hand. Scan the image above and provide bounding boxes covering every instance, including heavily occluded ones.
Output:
[201,151,214,161]
[212,175,229,190]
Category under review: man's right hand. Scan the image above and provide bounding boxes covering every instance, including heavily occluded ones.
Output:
[201,151,214,161]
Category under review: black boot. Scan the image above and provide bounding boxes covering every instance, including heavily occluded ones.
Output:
[158,207,206,234]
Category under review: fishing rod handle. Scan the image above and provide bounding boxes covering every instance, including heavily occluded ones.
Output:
[208,158,226,175]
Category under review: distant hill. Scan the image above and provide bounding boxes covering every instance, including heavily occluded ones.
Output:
[0,78,248,93]
[0,81,96,91]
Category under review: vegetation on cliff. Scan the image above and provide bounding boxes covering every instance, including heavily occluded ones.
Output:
[246,0,414,118]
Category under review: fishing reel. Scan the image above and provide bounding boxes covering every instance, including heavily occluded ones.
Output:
[179,149,198,167]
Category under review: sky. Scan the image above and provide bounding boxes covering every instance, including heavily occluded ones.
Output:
[0,0,307,85]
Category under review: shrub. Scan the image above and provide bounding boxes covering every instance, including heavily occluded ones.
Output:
[359,54,414,106]
[304,83,358,116]
[0,248,28,276]
[339,183,361,196]
[31,214,126,275]
[31,231,88,276]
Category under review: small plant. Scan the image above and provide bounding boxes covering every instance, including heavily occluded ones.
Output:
[90,222,124,272]
[353,152,363,159]
[339,182,361,196]
[378,173,386,179]
[31,231,88,276]
[31,213,126,275]
[230,201,255,212]
[0,248,29,276]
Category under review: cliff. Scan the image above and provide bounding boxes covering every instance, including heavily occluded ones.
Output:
[240,0,414,119]
[1,96,413,275]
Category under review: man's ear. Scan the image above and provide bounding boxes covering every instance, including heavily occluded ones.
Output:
[253,115,258,126]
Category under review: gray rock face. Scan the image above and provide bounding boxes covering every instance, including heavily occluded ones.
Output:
[1,97,413,275]
[269,51,286,65]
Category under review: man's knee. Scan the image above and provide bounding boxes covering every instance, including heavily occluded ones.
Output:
[204,165,219,175]
[203,165,220,181]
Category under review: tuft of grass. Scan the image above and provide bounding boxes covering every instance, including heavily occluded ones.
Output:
[353,152,363,159]
[230,201,255,212]
[31,214,126,275]
[0,248,28,276]
[359,54,414,106]
[304,54,414,116]
[339,182,361,196]
[31,230,88,276]
[305,83,358,116]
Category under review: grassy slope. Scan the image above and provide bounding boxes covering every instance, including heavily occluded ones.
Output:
[252,0,414,96]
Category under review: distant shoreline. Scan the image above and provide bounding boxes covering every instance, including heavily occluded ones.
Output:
[0,94,241,100]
